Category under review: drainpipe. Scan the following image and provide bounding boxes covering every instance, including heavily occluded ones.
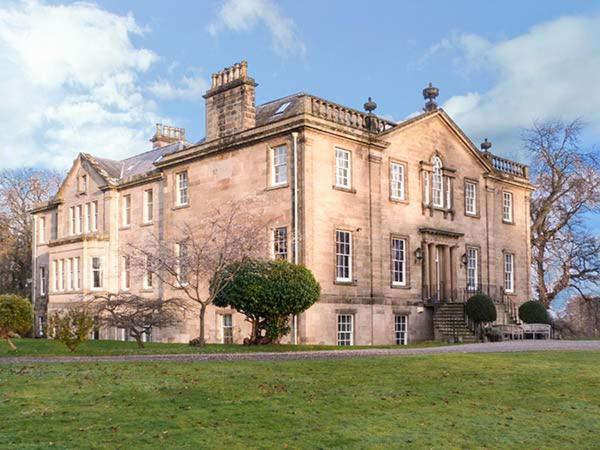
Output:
[292,131,299,345]
[31,215,37,335]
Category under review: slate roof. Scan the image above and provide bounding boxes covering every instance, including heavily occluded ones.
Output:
[85,141,189,184]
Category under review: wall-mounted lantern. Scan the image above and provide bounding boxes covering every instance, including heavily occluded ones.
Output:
[415,247,423,262]
[461,253,468,266]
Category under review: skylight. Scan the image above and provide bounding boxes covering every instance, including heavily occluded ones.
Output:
[273,101,291,115]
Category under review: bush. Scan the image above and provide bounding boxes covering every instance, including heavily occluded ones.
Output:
[519,301,550,324]
[49,306,95,352]
[214,259,321,343]
[465,294,497,324]
[0,294,33,351]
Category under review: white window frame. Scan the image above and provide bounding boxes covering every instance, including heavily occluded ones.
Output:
[122,195,131,227]
[76,205,83,235]
[176,171,189,207]
[337,314,354,346]
[84,203,90,233]
[503,191,513,223]
[432,156,443,208]
[52,260,58,292]
[91,256,103,290]
[390,162,405,201]
[73,257,80,290]
[143,255,153,290]
[391,237,407,286]
[58,259,65,292]
[335,230,352,282]
[39,266,47,296]
[466,247,479,291]
[175,242,188,286]
[39,216,46,243]
[465,181,477,216]
[121,256,131,291]
[69,207,75,235]
[143,189,153,223]
[67,258,73,291]
[423,171,430,205]
[394,315,408,345]
[273,226,288,260]
[335,148,351,189]
[504,253,515,294]
[90,200,98,231]
[222,314,233,344]
[271,145,288,186]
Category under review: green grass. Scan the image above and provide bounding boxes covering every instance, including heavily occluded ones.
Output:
[0,338,443,358]
[1,352,600,449]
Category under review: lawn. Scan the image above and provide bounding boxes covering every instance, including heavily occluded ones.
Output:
[1,352,600,449]
[0,338,443,357]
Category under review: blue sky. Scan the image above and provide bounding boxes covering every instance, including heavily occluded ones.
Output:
[0,0,599,175]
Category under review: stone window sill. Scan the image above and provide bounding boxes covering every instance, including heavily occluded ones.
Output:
[332,185,356,194]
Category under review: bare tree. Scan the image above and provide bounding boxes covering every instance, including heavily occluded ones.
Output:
[128,199,267,345]
[526,119,600,307]
[0,168,62,296]
[93,294,185,348]
[556,296,600,338]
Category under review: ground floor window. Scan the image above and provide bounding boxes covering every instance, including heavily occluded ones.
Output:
[394,315,408,345]
[222,314,233,344]
[337,314,354,346]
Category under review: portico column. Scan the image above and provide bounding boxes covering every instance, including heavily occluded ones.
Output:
[443,245,451,301]
[421,241,429,299]
[428,243,436,299]
[450,246,457,301]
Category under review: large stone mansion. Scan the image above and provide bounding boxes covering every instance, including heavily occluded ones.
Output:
[31,61,533,345]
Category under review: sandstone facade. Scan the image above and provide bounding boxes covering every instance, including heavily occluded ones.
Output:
[31,61,533,345]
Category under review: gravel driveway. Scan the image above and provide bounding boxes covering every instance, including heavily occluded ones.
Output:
[1,340,599,365]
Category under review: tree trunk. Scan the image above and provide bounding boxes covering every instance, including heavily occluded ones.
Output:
[5,337,16,351]
[133,334,145,348]
[198,304,207,346]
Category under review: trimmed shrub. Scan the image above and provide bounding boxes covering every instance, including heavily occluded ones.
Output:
[214,259,321,343]
[0,294,33,351]
[465,294,497,324]
[519,301,550,324]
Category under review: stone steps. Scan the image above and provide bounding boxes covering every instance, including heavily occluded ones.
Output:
[433,303,479,343]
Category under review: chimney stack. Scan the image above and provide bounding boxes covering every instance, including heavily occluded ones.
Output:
[150,124,186,148]
[203,61,257,141]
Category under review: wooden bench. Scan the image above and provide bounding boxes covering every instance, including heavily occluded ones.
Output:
[522,323,551,340]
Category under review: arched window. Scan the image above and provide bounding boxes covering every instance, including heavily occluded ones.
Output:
[432,156,443,207]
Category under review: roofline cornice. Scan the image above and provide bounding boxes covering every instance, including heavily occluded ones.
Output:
[155,114,389,169]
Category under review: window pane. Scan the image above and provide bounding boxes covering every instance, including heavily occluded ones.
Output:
[335,149,351,188]
[272,146,288,185]
[432,157,443,207]
[273,227,288,260]
[335,230,352,281]
[391,163,405,200]
[392,238,406,285]
[467,248,478,291]
[337,314,353,346]
[395,315,408,345]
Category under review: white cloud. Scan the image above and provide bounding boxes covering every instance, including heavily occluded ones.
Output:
[434,15,600,160]
[0,0,160,169]
[148,75,209,100]
[208,0,305,57]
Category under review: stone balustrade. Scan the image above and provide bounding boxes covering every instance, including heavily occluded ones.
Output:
[309,97,395,134]
[486,153,528,178]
